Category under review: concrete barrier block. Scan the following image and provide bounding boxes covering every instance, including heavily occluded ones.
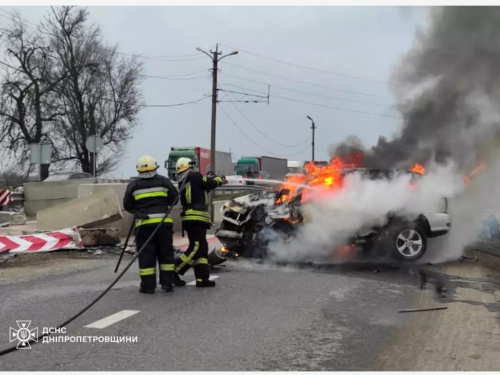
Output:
[77,183,133,237]
[24,178,96,201]
[37,189,123,231]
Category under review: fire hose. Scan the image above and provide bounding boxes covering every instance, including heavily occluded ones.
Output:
[0,177,188,357]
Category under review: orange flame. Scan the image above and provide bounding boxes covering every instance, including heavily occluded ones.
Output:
[411,163,425,175]
[280,154,360,203]
[464,161,486,185]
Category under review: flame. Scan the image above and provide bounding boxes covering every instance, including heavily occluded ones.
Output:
[411,163,425,175]
[464,161,486,185]
[280,154,361,203]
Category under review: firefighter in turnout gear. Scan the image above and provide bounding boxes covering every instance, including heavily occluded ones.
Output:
[173,157,226,287]
[123,155,179,294]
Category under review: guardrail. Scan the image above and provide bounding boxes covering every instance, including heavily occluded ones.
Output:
[0,184,272,211]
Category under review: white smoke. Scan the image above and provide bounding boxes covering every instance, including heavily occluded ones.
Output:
[435,156,500,262]
[266,164,464,263]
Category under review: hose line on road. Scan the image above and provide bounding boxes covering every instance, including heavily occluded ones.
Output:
[0,178,188,357]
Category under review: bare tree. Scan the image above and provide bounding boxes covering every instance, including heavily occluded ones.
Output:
[45,6,143,175]
[0,16,63,172]
[0,6,143,177]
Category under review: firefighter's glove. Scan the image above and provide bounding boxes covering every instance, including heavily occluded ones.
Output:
[213,176,226,185]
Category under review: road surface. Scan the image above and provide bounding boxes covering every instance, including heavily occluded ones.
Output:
[0,250,499,371]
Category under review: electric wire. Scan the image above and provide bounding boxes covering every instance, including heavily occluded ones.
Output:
[271,94,402,119]
[219,103,312,158]
[0,9,204,62]
[0,178,188,357]
[218,42,403,87]
[223,62,392,99]
[222,90,310,149]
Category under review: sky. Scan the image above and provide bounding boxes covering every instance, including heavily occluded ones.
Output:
[0,5,427,178]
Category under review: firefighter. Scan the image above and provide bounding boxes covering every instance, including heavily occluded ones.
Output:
[123,155,179,294]
[173,157,226,287]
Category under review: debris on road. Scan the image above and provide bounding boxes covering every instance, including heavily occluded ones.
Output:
[36,189,123,231]
[398,306,448,313]
[0,227,84,254]
[0,212,26,226]
[79,228,121,247]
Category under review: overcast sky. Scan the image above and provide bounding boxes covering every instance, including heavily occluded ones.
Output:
[1,6,427,178]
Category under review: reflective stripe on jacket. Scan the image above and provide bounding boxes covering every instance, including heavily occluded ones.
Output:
[180,172,223,225]
[123,174,179,227]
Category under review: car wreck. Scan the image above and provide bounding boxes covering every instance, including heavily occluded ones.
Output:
[210,166,451,265]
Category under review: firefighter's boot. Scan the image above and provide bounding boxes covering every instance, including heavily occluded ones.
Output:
[162,283,174,293]
[196,278,216,288]
[173,273,186,287]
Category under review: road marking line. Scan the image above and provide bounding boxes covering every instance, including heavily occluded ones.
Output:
[84,310,140,329]
[186,275,219,286]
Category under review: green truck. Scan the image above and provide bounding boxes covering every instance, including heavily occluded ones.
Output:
[235,156,288,181]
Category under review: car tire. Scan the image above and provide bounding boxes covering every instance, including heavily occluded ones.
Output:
[389,222,428,261]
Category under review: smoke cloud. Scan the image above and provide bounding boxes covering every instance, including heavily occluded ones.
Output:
[332,7,500,172]
[267,165,463,263]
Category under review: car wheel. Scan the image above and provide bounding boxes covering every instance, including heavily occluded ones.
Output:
[391,224,427,261]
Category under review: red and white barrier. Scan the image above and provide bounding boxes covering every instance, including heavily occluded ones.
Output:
[0,227,84,254]
[0,189,12,206]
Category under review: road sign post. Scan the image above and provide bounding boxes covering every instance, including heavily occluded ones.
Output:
[30,141,52,181]
[85,135,104,178]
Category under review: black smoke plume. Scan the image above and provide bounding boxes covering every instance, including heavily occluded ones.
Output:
[331,7,500,172]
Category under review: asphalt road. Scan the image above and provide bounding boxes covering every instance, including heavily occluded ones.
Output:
[0,250,499,371]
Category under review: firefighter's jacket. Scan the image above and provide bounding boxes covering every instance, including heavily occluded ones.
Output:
[179,171,224,225]
[123,174,179,228]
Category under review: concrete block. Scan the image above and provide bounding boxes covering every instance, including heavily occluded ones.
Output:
[0,212,26,226]
[36,189,123,231]
[77,183,133,237]
[79,228,121,247]
[0,212,12,224]
[10,213,27,226]
[24,179,95,201]
[24,198,74,217]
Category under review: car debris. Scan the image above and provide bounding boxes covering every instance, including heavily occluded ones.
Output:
[398,306,448,313]
[215,167,451,264]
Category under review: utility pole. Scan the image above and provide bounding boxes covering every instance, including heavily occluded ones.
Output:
[307,115,316,161]
[196,44,238,175]
[197,43,238,218]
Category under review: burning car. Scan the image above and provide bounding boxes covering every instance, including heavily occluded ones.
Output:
[212,164,451,264]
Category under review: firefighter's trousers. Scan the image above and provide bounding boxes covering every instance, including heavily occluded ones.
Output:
[136,224,175,290]
[175,223,210,281]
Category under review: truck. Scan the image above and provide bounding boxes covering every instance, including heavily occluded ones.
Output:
[235,156,288,181]
[287,160,303,174]
[165,147,233,181]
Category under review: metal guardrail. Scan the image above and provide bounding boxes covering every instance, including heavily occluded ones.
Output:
[1,185,270,208]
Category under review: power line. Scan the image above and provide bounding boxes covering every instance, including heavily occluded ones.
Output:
[141,73,210,81]
[220,79,389,108]
[220,68,392,100]
[142,96,209,108]
[284,143,312,157]
[219,78,400,119]
[218,103,279,156]
[219,42,403,87]
[223,91,311,149]
[0,8,204,63]
[272,93,402,119]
